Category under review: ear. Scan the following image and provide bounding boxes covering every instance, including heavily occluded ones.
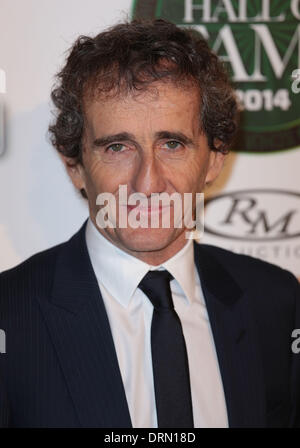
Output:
[205,149,226,185]
[59,153,86,191]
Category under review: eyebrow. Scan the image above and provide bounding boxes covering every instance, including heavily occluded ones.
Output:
[92,131,195,147]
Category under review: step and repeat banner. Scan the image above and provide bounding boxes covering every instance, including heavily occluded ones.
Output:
[0,0,299,278]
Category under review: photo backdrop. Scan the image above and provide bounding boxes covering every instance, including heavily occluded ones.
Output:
[0,0,299,279]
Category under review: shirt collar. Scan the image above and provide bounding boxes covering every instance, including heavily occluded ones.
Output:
[85,218,195,308]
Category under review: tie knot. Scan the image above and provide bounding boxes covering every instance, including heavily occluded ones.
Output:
[138,270,174,309]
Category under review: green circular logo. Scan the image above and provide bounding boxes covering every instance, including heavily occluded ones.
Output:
[131,0,300,153]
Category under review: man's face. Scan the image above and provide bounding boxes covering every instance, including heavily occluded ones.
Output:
[67,80,224,262]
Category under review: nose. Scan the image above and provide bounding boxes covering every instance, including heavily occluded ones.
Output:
[131,151,167,197]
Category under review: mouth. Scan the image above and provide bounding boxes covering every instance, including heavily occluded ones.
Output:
[125,204,169,215]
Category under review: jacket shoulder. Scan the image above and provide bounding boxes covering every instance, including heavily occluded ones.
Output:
[197,242,298,288]
[0,241,65,304]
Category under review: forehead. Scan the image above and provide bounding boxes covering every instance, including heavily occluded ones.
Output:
[83,81,201,136]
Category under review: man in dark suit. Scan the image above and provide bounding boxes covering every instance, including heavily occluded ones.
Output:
[1,18,300,428]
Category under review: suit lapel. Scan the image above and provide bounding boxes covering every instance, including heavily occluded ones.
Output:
[37,219,266,427]
[194,242,266,427]
[37,221,132,428]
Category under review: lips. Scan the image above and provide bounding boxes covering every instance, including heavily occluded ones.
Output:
[126,204,167,214]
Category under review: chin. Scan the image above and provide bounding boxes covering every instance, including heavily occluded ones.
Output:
[114,227,181,253]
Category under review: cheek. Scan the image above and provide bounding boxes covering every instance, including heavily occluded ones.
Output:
[173,153,210,193]
[84,156,133,195]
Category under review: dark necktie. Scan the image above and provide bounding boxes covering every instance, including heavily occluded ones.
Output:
[138,270,194,428]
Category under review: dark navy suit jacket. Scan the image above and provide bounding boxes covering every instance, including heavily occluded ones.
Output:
[0,220,300,427]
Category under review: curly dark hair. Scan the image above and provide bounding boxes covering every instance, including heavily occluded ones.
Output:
[49,18,239,179]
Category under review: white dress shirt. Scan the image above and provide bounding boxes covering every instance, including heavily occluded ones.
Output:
[85,218,228,428]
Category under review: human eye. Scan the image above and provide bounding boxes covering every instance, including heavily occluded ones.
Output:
[105,143,126,153]
[162,140,183,150]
